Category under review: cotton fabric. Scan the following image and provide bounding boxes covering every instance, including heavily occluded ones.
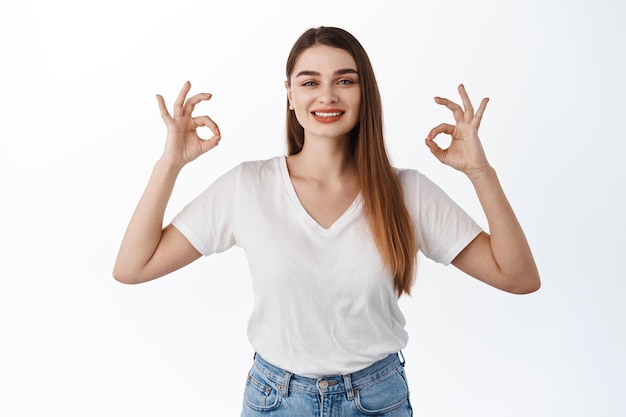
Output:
[172,156,481,377]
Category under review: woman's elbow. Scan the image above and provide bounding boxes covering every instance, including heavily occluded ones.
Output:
[504,270,541,294]
[113,271,135,285]
[112,264,144,285]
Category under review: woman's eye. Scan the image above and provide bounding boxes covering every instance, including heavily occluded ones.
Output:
[302,81,317,87]
[338,79,354,85]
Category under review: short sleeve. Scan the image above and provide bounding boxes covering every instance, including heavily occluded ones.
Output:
[399,169,483,265]
[170,164,242,256]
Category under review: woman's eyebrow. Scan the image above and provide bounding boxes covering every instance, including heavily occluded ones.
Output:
[295,68,359,77]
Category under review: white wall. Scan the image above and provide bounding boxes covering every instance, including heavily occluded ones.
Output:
[1,0,624,416]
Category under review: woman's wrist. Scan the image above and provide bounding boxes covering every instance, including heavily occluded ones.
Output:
[464,163,496,184]
[155,156,185,175]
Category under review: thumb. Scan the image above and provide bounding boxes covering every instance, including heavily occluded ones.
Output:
[198,134,221,154]
[425,137,446,163]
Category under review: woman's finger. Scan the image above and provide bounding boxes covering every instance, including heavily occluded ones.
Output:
[434,96,464,123]
[193,115,221,136]
[193,115,222,154]
[473,97,489,128]
[156,94,172,121]
[184,93,213,117]
[427,123,455,140]
[199,135,221,154]
[425,123,455,163]
[424,133,447,163]
[173,81,192,117]
[458,84,474,120]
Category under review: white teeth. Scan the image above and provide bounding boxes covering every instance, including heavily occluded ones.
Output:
[313,112,342,117]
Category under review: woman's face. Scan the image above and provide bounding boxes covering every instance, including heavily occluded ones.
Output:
[286,45,361,143]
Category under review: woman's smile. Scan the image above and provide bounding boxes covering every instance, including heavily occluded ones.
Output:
[311,109,345,123]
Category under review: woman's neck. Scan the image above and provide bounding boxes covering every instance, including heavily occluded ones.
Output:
[288,135,356,182]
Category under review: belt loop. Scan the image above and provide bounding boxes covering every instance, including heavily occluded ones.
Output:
[398,350,406,367]
[343,374,354,401]
[281,371,292,397]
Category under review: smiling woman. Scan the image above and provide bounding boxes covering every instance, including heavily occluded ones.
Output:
[113,26,539,417]
[287,51,360,131]
[287,48,361,143]
[287,46,361,140]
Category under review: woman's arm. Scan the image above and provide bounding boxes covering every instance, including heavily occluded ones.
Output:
[113,82,221,284]
[450,168,540,294]
[425,84,540,294]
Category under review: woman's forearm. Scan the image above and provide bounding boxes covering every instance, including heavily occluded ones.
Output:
[112,159,181,283]
[467,165,540,291]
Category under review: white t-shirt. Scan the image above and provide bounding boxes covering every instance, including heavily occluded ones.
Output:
[172,156,482,377]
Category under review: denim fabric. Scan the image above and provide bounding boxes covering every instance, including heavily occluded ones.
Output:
[241,353,413,417]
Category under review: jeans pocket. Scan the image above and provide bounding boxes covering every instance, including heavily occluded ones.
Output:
[243,368,282,412]
[354,368,410,415]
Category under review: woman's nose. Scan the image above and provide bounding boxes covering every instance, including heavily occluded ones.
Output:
[319,84,338,103]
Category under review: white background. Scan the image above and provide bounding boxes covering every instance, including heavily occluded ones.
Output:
[1,0,624,416]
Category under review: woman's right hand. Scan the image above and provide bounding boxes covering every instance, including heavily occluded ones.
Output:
[156,81,221,169]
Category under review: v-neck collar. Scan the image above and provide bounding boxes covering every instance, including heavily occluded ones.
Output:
[278,156,362,234]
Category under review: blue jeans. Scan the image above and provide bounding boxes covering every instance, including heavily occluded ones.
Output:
[241,353,413,416]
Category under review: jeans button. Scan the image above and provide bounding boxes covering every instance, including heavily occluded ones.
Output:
[319,380,329,389]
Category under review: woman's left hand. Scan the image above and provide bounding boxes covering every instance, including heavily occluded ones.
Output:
[425,84,491,176]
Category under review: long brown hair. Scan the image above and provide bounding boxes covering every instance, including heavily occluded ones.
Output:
[285,27,418,296]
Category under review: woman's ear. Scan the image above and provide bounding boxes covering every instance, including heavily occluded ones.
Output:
[285,80,294,110]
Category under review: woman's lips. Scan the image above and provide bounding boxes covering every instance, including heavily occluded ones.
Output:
[311,109,345,123]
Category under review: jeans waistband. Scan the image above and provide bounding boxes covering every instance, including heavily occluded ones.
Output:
[251,353,405,397]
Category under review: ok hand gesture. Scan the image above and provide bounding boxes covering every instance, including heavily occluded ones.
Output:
[425,84,490,176]
[156,81,221,169]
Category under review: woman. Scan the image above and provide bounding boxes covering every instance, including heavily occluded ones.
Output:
[114,26,540,416]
